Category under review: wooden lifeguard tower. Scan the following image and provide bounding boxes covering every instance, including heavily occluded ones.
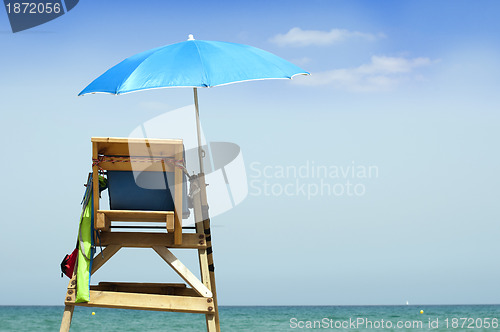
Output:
[60,137,220,331]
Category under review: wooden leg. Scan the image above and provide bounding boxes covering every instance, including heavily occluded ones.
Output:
[61,253,78,332]
[59,305,74,332]
[206,313,217,331]
[205,221,221,332]
[193,175,221,332]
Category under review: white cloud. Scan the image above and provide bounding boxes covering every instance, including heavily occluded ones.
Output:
[270,27,384,47]
[293,55,435,92]
[291,56,312,66]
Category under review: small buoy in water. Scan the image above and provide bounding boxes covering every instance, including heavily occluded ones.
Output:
[92,312,95,316]
[420,310,424,314]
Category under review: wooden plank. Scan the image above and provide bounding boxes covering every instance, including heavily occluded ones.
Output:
[91,137,182,158]
[90,282,197,296]
[169,287,199,297]
[166,213,174,233]
[98,282,186,288]
[95,212,110,231]
[97,161,175,172]
[158,157,176,235]
[98,210,174,222]
[92,137,183,145]
[59,305,74,332]
[174,144,183,245]
[96,143,177,158]
[153,246,212,298]
[74,291,212,314]
[99,232,206,248]
[91,245,121,275]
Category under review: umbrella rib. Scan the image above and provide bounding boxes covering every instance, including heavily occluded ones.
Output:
[113,46,164,95]
[249,48,300,80]
[115,43,183,94]
[192,41,209,87]
[117,51,162,94]
[210,75,308,88]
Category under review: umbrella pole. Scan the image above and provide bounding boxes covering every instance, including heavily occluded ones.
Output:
[193,88,205,174]
[192,88,221,331]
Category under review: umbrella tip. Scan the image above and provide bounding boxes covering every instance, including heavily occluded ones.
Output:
[187,34,195,41]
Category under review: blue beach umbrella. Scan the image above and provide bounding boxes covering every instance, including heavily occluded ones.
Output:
[79,34,309,173]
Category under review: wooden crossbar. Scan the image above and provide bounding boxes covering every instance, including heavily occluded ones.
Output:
[96,210,175,232]
[153,246,213,298]
[98,210,174,222]
[98,232,205,248]
[91,245,121,275]
[69,291,214,314]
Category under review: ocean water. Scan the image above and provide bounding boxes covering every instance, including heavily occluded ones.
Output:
[1,305,500,331]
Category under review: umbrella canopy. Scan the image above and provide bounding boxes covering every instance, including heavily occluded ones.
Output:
[79,35,309,95]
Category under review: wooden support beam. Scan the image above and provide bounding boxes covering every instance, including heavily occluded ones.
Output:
[174,144,183,245]
[73,291,214,314]
[92,137,182,158]
[166,213,174,233]
[94,161,175,172]
[64,288,76,304]
[95,212,111,231]
[98,210,174,222]
[153,246,212,298]
[99,232,206,248]
[91,245,121,275]
[206,314,217,331]
[192,174,220,332]
[65,256,77,290]
[193,183,211,291]
[191,176,217,332]
[67,275,77,290]
[59,305,74,332]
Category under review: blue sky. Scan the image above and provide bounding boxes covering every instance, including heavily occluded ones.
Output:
[0,0,500,306]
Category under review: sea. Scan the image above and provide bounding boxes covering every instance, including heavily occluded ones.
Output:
[1,305,500,331]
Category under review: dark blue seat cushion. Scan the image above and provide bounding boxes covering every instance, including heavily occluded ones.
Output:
[107,170,189,218]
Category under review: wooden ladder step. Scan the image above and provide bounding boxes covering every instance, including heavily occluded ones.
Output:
[96,210,175,232]
[98,210,174,221]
